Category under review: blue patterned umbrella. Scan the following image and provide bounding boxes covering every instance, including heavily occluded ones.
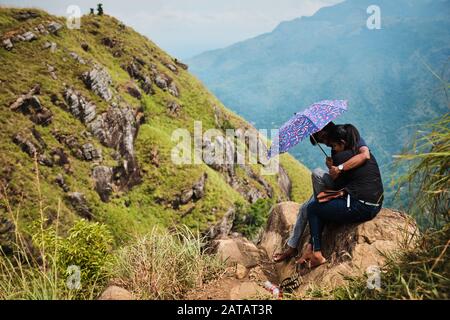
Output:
[268,100,348,158]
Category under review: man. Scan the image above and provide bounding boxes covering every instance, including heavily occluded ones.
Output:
[273,122,371,263]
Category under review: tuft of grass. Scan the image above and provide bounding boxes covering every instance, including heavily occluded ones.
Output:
[333,224,450,300]
[110,226,226,300]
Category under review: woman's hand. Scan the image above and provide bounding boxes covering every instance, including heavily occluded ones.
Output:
[329,166,340,180]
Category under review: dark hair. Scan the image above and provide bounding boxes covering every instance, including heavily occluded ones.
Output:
[329,124,361,153]
[310,121,336,145]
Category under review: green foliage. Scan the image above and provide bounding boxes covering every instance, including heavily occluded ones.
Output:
[333,224,450,300]
[232,198,274,240]
[393,113,450,227]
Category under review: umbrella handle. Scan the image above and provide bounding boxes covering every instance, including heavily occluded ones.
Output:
[311,135,329,158]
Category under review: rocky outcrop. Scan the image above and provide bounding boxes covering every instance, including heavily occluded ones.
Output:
[12,132,53,167]
[172,173,207,208]
[63,87,97,124]
[277,165,292,200]
[82,66,113,101]
[89,104,141,189]
[10,85,53,126]
[205,207,236,240]
[167,100,181,116]
[92,166,113,202]
[213,235,265,268]
[66,192,94,220]
[259,202,419,292]
[13,10,40,21]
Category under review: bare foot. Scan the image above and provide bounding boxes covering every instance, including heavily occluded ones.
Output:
[309,251,327,268]
[273,247,297,263]
[295,243,313,265]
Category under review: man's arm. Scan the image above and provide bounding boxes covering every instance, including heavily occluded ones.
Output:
[329,146,370,179]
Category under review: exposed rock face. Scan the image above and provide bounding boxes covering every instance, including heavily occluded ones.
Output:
[173,173,207,208]
[98,286,134,300]
[10,85,53,126]
[92,166,113,202]
[167,100,181,116]
[66,192,94,220]
[125,82,142,99]
[63,87,97,124]
[89,105,141,189]
[3,38,13,51]
[205,207,236,240]
[259,202,419,292]
[81,143,102,161]
[277,165,292,200]
[82,66,113,101]
[13,10,40,21]
[12,132,53,167]
[47,21,63,34]
[55,174,70,192]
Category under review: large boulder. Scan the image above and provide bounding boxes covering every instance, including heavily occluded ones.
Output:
[259,202,419,292]
[212,236,265,268]
[98,286,134,300]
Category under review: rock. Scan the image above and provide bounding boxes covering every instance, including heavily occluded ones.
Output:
[154,73,169,90]
[82,66,113,101]
[173,58,188,70]
[164,62,178,73]
[89,105,141,189]
[47,21,63,34]
[168,81,180,97]
[259,202,419,291]
[277,165,292,200]
[81,42,89,52]
[235,264,248,279]
[3,38,13,51]
[98,286,134,300]
[81,143,102,161]
[47,64,57,80]
[167,100,181,116]
[173,173,207,208]
[63,87,97,123]
[141,76,154,95]
[12,132,53,166]
[21,31,38,42]
[101,37,118,48]
[125,82,142,99]
[69,52,85,64]
[92,166,113,202]
[10,85,53,126]
[206,207,236,240]
[35,24,48,35]
[66,192,94,220]
[213,236,264,268]
[229,281,269,300]
[50,147,70,167]
[43,41,57,52]
[13,10,40,21]
[55,174,70,192]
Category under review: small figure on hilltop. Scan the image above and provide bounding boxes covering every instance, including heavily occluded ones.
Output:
[89,8,95,15]
[97,3,104,16]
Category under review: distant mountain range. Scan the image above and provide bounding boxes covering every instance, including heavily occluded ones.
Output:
[188,0,450,204]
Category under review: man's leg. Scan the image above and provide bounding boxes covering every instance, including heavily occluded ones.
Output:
[311,168,335,198]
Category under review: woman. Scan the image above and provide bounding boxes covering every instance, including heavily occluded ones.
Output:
[296,124,384,269]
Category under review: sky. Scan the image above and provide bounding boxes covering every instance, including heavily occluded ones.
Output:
[0,0,342,59]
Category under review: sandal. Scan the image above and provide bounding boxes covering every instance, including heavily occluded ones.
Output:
[280,272,302,293]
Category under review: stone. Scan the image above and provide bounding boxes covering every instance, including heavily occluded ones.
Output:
[13,10,40,21]
[167,100,181,116]
[10,85,53,126]
[205,207,235,240]
[168,81,180,97]
[229,281,269,300]
[235,264,248,279]
[258,202,419,291]
[173,173,207,208]
[141,76,154,95]
[98,286,134,300]
[63,87,97,124]
[277,165,292,200]
[66,192,94,220]
[213,236,264,268]
[81,42,89,51]
[21,31,38,42]
[50,148,70,167]
[92,166,113,202]
[101,37,118,48]
[3,38,13,51]
[164,62,178,73]
[12,133,53,167]
[82,66,113,101]
[69,52,85,64]
[125,82,142,99]
[154,73,169,90]
[81,143,102,161]
[173,58,188,70]
[55,174,70,192]
[47,21,63,34]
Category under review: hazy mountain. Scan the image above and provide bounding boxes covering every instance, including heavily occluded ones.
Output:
[188,0,450,203]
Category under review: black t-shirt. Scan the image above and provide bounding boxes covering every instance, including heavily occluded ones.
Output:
[332,150,384,204]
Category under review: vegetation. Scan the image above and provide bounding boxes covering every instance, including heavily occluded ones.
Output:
[232,198,274,240]
[111,226,226,299]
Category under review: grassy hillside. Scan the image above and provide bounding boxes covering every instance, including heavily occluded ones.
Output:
[0,7,311,247]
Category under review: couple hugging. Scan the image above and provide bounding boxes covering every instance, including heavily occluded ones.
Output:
[273,122,384,273]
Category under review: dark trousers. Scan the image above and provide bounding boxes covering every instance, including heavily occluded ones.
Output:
[307,197,381,251]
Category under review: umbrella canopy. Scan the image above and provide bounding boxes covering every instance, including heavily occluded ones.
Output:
[268,100,348,158]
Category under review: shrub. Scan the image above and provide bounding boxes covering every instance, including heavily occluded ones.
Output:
[232,198,274,240]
